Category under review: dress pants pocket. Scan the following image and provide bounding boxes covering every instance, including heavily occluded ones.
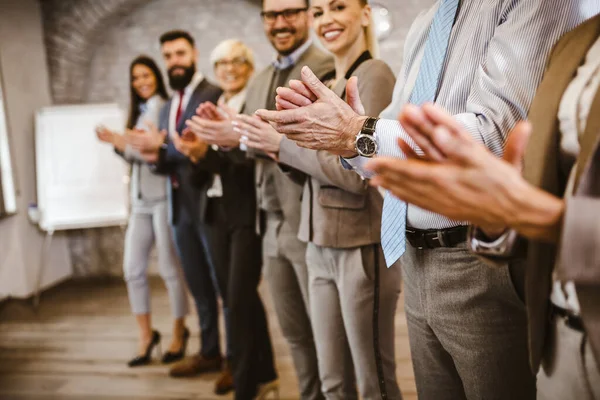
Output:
[502,258,526,307]
[359,245,377,282]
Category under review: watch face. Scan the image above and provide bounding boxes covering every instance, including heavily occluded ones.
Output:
[357,135,377,156]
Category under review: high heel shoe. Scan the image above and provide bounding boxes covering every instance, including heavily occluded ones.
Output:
[127,330,161,367]
[255,379,280,400]
[161,327,190,364]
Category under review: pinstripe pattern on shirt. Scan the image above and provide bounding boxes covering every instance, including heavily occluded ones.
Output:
[346,0,600,229]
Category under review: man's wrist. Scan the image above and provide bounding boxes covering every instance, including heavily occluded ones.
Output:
[511,184,565,242]
[340,115,368,158]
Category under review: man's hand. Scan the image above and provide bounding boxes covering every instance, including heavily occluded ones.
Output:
[255,66,367,158]
[172,128,210,164]
[366,104,565,242]
[233,115,283,154]
[124,122,167,153]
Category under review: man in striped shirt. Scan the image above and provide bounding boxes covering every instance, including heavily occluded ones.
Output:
[257,1,600,398]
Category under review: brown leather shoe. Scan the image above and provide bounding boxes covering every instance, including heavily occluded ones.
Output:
[169,354,222,377]
[214,362,234,395]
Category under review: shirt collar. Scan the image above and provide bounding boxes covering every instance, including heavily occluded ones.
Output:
[272,39,313,70]
[139,94,161,113]
[220,88,247,114]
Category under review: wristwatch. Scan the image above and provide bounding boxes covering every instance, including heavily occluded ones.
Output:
[355,117,379,157]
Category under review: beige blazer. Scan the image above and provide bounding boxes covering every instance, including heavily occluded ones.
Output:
[522,14,600,371]
[244,44,334,234]
[279,59,396,248]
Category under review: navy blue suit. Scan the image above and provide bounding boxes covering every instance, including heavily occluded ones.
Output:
[154,78,225,359]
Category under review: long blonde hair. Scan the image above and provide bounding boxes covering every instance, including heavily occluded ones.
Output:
[360,0,379,58]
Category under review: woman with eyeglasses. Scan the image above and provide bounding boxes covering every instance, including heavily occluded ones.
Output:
[236,0,402,398]
[203,39,262,397]
[170,40,280,399]
[96,55,190,368]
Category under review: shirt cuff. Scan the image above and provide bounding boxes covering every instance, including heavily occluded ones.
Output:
[468,226,521,259]
[341,155,375,179]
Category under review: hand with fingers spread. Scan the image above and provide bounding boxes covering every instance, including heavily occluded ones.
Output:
[233,114,283,155]
[171,128,210,164]
[256,66,367,158]
[366,104,564,242]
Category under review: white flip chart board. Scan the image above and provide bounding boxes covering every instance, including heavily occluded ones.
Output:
[35,103,129,232]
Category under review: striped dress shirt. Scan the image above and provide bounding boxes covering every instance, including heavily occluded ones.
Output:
[345,0,600,229]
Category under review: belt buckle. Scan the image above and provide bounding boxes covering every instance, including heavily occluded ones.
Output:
[433,231,446,247]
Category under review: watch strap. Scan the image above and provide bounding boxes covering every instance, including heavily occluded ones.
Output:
[361,117,379,136]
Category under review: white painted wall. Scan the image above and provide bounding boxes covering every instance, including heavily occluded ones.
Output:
[0,0,72,299]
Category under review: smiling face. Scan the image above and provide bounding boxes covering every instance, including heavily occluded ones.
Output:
[131,64,157,100]
[262,0,310,56]
[310,0,370,56]
[214,45,254,96]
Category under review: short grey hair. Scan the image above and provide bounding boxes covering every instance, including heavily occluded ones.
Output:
[210,39,255,68]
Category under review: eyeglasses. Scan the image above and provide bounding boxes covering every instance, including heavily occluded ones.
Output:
[260,7,308,24]
[215,57,248,68]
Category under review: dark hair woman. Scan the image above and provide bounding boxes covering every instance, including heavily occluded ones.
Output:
[96,55,190,368]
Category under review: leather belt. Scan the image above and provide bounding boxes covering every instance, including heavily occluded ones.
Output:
[406,226,468,249]
[552,304,585,333]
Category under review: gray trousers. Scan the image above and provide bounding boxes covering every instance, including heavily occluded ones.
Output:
[538,315,600,400]
[402,242,535,400]
[263,215,322,400]
[123,201,188,318]
[306,242,402,400]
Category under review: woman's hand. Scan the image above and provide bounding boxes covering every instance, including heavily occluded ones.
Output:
[96,126,116,144]
[124,123,167,153]
[234,114,283,154]
[96,126,127,152]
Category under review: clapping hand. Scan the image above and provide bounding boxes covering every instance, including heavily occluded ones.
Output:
[171,128,210,164]
[96,125,126,152]
[366,103,563,241]
[233,114,283,160]
[124,122,167,153]
[255,66,367,158]
[185,102,240,148]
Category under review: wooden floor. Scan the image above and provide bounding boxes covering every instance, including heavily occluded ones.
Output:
[0,277,416,399]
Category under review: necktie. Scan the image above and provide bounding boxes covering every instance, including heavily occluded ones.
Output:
[380,0,460,267]
[175,90,185,128]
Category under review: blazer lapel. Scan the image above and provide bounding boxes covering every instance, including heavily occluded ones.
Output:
[176,78,209,133]
[287,45,320,83]
[332,78,347,99]
[575,89,600,190]
[258,65,276,112]
[524,22,600,195]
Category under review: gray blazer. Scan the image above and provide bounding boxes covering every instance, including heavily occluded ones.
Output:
[118,95,168,206]
[244,44,334,233]
[279,59,396,248]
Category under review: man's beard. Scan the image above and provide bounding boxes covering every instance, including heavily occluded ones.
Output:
[270,27,304,56]
[168,63,196,91]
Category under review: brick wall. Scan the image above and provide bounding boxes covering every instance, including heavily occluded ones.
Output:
[41,0,435,276]
[84,0,434,108]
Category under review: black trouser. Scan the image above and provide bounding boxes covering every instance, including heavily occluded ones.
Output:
[172,207,221,359]
[204,221,277,399]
